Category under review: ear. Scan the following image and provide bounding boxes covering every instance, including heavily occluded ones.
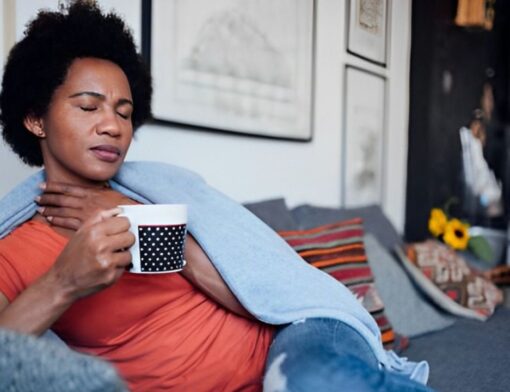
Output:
[23,115,46,138]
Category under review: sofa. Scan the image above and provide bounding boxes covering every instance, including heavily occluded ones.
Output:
[1,198,508,391]
[244,199,510,392]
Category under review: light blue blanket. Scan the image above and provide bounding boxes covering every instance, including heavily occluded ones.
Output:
[0,161,428,382]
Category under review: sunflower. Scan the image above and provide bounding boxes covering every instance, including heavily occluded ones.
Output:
[428,208,448,237]
[443,218,470,250]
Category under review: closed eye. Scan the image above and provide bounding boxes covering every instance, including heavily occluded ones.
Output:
[117,111,131,120]
[80,106,97,112]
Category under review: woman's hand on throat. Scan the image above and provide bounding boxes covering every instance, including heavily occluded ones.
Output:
[35,181,138,231]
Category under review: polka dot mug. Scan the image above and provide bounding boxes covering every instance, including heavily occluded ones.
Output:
[118,204,187,273]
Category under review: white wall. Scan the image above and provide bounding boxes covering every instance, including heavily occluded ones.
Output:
[0,0,411,232]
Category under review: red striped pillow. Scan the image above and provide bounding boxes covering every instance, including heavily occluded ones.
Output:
[279,218,397,349]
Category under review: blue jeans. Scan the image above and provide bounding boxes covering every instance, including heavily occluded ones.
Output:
[263,318,435,392]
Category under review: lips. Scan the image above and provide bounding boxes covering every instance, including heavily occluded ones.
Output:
[90,145,121,163]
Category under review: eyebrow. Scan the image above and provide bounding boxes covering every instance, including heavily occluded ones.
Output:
[68,91,133,106]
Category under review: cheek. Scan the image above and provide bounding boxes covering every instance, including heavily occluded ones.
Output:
[45,121,88,154]
[123,126,134,146]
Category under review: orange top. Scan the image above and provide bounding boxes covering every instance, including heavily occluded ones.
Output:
[0,221,274,391]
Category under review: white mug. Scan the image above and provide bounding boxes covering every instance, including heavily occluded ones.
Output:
[118,204,187,273]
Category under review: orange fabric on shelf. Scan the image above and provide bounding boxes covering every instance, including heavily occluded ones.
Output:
[0,221,274,391]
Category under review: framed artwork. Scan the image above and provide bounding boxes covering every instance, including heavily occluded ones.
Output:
[142,0,315,141]
[342,66,386,207]
[347,0,389,67]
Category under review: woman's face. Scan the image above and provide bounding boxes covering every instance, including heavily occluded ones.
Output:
[32,57,134,186]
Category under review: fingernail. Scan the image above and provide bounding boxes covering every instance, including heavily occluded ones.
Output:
[39,182,46,190]
[36,207,45,214]
[34,196,41,202]
[47,216,53,222]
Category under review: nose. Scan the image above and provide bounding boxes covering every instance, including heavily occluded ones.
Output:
[96,109,121,138]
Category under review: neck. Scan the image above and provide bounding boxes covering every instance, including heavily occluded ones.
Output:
[43,161,110,189]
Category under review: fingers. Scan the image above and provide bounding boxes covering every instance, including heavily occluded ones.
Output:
[36,181,99,209]
[111,250,133,269]
[38,206,79,219]
[40,181,88,197]
[38,204,124,233]
[100,216,132,236]
[80,208,131,237]
[86,208,123,227]
[109,231,136,252]
[36,193,83,209]
[95,251,131,288]
[45,216,82,231]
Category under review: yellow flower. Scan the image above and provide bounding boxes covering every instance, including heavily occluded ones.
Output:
[428,208,447,237]
[443,218,470,250]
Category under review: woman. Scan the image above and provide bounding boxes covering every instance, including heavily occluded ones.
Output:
[0,2,432,391]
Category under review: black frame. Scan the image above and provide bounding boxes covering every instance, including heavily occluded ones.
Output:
[346,0,390,67]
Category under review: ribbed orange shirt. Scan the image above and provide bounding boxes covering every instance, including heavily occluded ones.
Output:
[0,221,274,391]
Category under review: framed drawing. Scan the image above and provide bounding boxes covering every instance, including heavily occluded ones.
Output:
[347,0,389,67]
[342,66,386,207]
[142,0,315,141]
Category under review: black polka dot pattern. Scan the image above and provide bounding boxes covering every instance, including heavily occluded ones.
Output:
[138,224,186,272]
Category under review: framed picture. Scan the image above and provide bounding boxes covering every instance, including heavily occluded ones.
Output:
[342,66,386,207]
[142,0,315,141]
[347,0,389,67]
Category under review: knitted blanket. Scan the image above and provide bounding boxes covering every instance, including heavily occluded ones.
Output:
[0,328,125,391]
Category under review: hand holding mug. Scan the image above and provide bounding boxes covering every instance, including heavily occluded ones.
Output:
[48,208,135,300]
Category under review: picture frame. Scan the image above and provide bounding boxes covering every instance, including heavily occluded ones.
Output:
[142,0,315,141]
[342,66,387,207]
[346,0,389,67]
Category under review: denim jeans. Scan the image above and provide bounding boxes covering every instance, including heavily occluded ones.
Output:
[263,318,435,392]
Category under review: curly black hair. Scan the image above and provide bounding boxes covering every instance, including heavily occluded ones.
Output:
[0,0,152,167]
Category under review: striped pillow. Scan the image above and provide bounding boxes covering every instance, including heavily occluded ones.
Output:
[278,218,396,349]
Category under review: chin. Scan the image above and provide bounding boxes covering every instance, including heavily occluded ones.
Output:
[85,162,124,182]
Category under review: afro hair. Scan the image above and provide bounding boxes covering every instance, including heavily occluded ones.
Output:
[0,0,152,166]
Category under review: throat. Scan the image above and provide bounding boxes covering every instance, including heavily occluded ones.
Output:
[42,154,112,190]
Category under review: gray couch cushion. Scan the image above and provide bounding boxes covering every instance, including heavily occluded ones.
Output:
[291,204,403,251]
[0,328,126,391]
[243,198,298,231]
[404,307,510,392]
[364,234,455,337]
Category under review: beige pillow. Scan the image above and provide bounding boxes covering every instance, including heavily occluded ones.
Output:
[396,240,503,321]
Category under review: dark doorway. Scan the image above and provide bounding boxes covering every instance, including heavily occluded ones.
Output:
[405,0,510,241]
